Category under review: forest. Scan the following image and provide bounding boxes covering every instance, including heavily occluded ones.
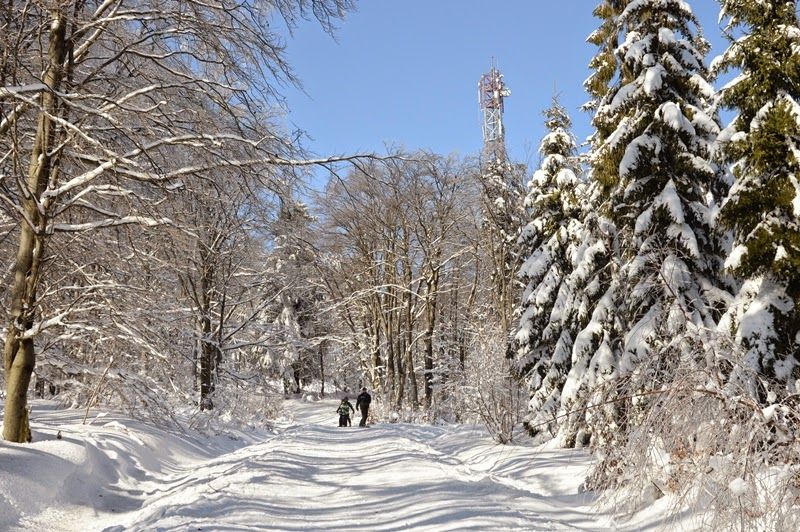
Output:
[2,0,800,530]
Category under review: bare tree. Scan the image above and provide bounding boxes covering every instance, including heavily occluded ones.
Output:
[0,0,354,442]
[315,154,486,415]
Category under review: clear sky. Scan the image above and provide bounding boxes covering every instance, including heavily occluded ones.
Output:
[279,1,727,169]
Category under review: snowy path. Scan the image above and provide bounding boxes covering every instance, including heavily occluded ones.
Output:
[109,400,596,531]
[1,399,674,531]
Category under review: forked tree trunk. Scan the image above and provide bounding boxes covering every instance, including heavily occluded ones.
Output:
[3,9,67,443]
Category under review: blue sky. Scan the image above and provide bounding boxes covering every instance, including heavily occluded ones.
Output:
[279,1,726,168]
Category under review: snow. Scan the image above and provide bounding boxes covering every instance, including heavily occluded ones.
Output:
[791,174,800,217]
[725,276,796,378]
[0,399,704,531]
[643,64,666,96]
[657,102,696,136]
[762,404,779,422]
[728,478,749,497]
[619,134,661,178]
[0,83,49,98]
[658,27,676,46]
[687,104,719,135]
[609,83,638,113]
[725,244,748,270]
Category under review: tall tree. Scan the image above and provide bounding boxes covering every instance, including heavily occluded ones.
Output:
[478,160,525,333]
[715,0,800,393]
[511,96,584,436]
[562,0,726,447]
[538,0,624,447]
[0,0,353,442]
[602,0,724,364]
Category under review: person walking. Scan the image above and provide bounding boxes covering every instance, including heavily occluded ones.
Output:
[356,387,371,427]
[336,397,354,427]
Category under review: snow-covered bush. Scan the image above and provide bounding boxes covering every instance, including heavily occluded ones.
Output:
[455,322,526,443]
[585,331,800,530]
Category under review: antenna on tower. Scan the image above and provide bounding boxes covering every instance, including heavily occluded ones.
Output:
[478,59,511,165]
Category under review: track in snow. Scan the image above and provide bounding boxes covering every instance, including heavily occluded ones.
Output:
[103,399,598,531]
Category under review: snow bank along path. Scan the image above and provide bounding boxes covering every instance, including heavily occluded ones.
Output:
[0,398,636,531]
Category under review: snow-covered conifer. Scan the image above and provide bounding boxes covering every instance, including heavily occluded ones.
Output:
[715,0,800,389]
[266,198,324,394]
[598,0,723,365]
[542,0,623,446]
[560,0,727,447]
[511,97,585,436]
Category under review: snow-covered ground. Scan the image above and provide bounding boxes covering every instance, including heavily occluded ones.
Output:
[1,399,691,531]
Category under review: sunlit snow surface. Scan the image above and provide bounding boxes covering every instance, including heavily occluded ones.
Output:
[1,400,692,531]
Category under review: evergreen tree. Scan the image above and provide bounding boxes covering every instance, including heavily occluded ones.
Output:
[563,0,726,446]
[511,97,585,436]
[266,197,323,394]
[606,0,723,359]
[715,0,800,391]
[546,0,624,446]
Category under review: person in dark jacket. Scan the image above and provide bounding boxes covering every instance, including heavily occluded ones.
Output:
[356,387,371,427]
[337,397,355,427]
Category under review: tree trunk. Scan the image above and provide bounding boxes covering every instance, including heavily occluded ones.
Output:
[366,316,382,392]
[403,257,418,408]
[199,253,216,410]
[199,315,214,410]
[3,9,67,443]
[319,341,325,398]
[423,270,439,407]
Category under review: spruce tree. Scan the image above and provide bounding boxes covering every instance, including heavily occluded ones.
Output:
[479,160,526,332]
[605,0,723,358]
[563,0,727,447]
[551,0,624,447]
[511,97,584,436]
[513,0,625,446]
[715,0,800,390]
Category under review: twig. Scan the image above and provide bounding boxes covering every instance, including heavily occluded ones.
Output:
[82,357,114,424]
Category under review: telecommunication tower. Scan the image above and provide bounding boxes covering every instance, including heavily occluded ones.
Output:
[478,60,511,164]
